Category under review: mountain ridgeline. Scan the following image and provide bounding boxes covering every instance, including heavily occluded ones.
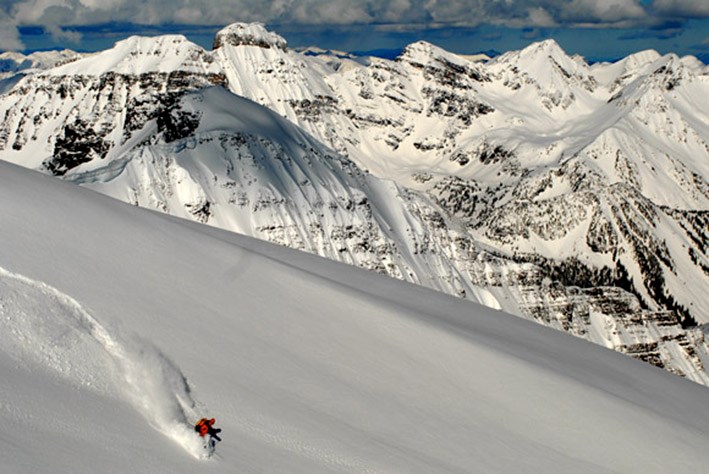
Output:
[0,22,707,384]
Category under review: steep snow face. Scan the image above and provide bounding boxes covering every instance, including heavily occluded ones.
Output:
[0,266,211,461]
[398,41,487,75]
[51,35,219,76]
[591,49,662,88]
[488,39,599,110]
[3,160,709,473]
[212,28,334,124]
[0,23,708,386]
[68,85,500,306]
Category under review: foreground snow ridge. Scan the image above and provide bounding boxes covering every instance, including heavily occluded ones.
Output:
[3,161,709,472]
[0,266,211,459]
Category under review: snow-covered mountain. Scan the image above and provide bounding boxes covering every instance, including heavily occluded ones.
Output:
[0,23,707,385]
[4,159,709,473]
[0,49,81,93]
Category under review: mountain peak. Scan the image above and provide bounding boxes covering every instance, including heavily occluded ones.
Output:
[624,49,662,68]
[527,38,563,53]
[491,37,592,91]
[213,22,287,51]
[46,34,218,76]
[517,39,578,66]
[399,40,470,68]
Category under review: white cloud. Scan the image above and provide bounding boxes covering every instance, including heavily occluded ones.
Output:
[0,17,24,50]
[527,7,558,27]
[652,0,709,17]
[12,0,70,24]
[290,0,373,24]
[380,0,414,23]
[173,7,202,24]
[422,0,480,23]
[0,0,656,29]
[44,23,82,42]
[6,0,705,51]
[77,0,126,8]
[561,0,647,24]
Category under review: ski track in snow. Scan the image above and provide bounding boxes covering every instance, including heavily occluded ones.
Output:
[0,266,212,459]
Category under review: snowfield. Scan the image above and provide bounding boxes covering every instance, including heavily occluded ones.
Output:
[2,161,709,472]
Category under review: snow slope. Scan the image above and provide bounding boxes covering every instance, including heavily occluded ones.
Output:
[2,162,709,472]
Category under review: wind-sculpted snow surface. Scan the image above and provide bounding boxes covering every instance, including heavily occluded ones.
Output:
[0,267,211,459]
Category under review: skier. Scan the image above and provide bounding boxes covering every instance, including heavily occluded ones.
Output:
[195,417,222,443]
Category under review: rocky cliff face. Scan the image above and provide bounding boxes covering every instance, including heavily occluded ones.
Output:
[207,24,709,381]
[0,35,225,174]
[0,22,707,385]
[213,22,288,50]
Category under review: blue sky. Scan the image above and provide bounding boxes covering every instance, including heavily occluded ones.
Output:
[3,1,709,62]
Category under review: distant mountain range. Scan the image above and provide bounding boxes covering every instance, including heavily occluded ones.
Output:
[1,22,707,385]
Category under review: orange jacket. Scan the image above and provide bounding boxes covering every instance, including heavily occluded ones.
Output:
[195,418,215,437]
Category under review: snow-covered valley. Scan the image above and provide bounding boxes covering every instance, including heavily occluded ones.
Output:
[0,22,707,388]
